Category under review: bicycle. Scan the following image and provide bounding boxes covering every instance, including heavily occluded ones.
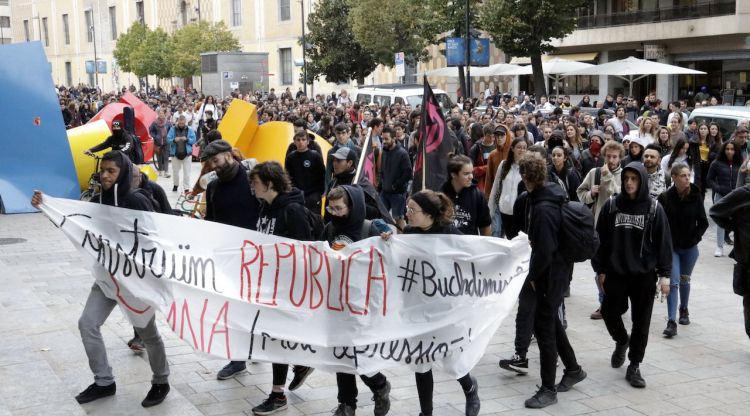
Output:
[174,192,205,219]
[79,153,102,201]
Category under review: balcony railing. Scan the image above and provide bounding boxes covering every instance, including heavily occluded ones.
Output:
[577,0,736,29]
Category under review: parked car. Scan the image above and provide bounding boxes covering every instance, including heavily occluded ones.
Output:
[352,84,453,113]
[687,106,750,138]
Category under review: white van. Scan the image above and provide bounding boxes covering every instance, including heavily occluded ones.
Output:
[687,106,750,138]
[352,84,453,111]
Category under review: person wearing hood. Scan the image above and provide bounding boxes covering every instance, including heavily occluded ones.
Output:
[658,164,709,338]
[592,162,673,389]
[517,153,586,409]
[31,151,171,408]
[622,135,647,166]
[580,130,606,178]
[321,186,392,416]
[167,114,197,193]
[136,170,172,215]
[327,147,395,225]
[248,161,313,416]
[85,120,140,164]
[577,140,625,320]
[441,155,492,236]
[642,144,667,200]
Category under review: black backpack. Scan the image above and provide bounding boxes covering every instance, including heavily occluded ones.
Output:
[558,199,600,263]
[285,203,324,241]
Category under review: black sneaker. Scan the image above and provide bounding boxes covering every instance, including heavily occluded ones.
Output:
[371,380,391,416]
[172,186,178,192]
[556,367,587,392]
[499,354,528,375]
[252,393,288,415]
[288,366,314,391]
[217,361,247,380]
[75,382,116,404]
[524,385,557,409]
[679,308,690,325]
[464,376,480,416]
[611,338,629,368]
[141,383,170,407]
[663,320,677,338]
[625,364,646,388]
[127,335,145,353]
[332,403,355,416]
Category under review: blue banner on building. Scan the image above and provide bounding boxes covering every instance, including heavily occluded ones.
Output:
[446,38,490,67]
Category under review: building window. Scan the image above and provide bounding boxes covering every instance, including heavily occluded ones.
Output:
[109,6,117,40]
[180,1,188,26]
[279,47,292,85]
[42,17,49,46]
[85,10,93,42]
[62,14,70,45]
[279,0,291,21]
[136,1,145,23]
[1,16,10,44]
[65,62,72,86]
[231,0,241,26]
[23,19,29,41]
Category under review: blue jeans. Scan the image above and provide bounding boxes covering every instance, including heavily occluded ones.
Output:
[667,246,699,321]
[491,209,503,237]
[380,191,406,219]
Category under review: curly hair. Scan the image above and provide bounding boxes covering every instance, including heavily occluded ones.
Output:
[518,153,547,189]
[249,161,291,193]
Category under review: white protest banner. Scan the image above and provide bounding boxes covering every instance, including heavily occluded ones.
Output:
[40,195,530,377]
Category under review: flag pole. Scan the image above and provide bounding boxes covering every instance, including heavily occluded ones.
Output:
[354,127,372,181]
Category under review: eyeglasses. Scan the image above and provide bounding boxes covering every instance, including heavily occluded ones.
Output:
[406,206,422,215]
[326,205,347,215]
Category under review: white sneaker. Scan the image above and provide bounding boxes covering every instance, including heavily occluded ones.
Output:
[714,247,723,257]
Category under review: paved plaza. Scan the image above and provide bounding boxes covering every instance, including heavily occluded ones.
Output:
[2,169,750,415]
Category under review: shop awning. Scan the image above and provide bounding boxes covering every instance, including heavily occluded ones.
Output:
[509,52,599,65]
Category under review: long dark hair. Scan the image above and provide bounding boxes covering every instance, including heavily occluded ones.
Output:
[708,122,723,147]
[667,138,692,169]
[409,190,455,227]
[716,140,743,165]
[500,138,526,181]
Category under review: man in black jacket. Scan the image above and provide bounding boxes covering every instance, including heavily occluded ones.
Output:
[378,126,412,229]
[593,162,672,389]
[518,154,586,409]
[285,130,326,212]
[31,151,170,408]
[710,184,750,339]
[248,161,313,416]
[86,120,140,164]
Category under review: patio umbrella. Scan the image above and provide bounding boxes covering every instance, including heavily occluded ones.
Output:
[497,58,595,95]
[419,66,490,77]
[472,63,521,77]
[562,56,705,96]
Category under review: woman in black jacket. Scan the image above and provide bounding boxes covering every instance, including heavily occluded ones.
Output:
[401,189,480,416]
[707,141,743,257]
[549,146,581,202]
[657,164,709,337]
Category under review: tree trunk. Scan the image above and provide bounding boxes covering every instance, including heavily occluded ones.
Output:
[530,52,547,99]
[356,76,365,86]
[457,65,466,102]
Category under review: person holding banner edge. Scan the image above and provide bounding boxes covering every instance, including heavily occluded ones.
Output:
[31,151,171,408]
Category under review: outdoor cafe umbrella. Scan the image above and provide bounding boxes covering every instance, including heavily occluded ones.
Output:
[562,56,705,96]
[419,63,520,77]
[497,58,595,95]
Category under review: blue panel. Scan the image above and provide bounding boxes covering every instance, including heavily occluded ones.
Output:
[446,37,491,67]
[470,39,490,66]
[0,42,79,214]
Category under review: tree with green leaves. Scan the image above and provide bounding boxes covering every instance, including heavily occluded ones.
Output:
[131,28,173,80]
[171,21,240,78]
[113,22,149,74]
[479,0,587,98]
[302,0,377,85]
[347,0,443,67]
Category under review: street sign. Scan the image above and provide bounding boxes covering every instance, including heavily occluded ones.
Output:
[395,52,405,77]
[222,71,233,79]
[230,82,239,90]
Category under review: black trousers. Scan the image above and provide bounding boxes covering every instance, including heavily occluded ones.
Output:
[514,279,537,358]
[500,213,514,238]
[336,372,387,407]
[601,273,656,365]
[743,295,750,340]
[272,363,288,386]
[533,273,579,389]
[414,370,474,415]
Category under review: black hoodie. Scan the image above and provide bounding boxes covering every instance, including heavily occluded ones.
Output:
[328,168,395,225]
[593,162,672,277]
[256,188,312,240]
[139,172,172,214]
[322,185,378,244]
[710,185,750,264]
[94,152,154,211]
[658,183,708,249]
[524,182,571,284]
[440,180,491,236]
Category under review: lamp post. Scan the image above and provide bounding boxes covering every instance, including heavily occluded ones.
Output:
[89,22,99,90]
[464,0,471,99]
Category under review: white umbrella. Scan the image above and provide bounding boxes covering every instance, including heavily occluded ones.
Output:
[472,63,521,77]
[498,59,595,95]
[562,56,706,96]
[419,66,489,77]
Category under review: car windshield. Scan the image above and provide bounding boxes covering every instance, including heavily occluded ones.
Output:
[406,93,453,110]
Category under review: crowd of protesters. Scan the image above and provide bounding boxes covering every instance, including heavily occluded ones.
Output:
[47,81,750,413]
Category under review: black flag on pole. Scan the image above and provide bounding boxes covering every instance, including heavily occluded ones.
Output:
[412,78,451,193]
